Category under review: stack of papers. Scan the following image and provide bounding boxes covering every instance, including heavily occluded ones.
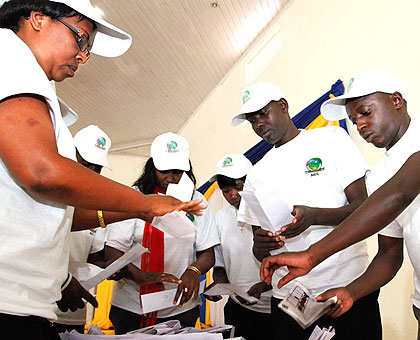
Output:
[308,326,335,340]
[239,184,308,253]
[279,282,337,329]
[204,283,259,304]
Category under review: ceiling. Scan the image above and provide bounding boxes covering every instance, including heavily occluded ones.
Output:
[57,0,290,157]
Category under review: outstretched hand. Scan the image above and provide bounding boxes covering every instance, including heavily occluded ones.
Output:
[260,250,315,288]
[145,195,205,221]
[280,205,314,239]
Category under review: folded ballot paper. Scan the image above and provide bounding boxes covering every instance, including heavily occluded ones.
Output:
[151,173,197,238]
[69,243,148,290]
[239,183,309,254]
[308,325,336,340]
[204,283,259,305]
[279,282,337,329]
[140,280,206,314]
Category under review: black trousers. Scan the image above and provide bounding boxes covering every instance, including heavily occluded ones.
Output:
[271,289,382,340]
[109,305,200,335]
[0,313,52,340]
[224,297,273,340]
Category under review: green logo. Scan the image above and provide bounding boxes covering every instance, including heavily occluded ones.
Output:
[242,90,250,104]
[305,158,325,173]
[348,77,354,91]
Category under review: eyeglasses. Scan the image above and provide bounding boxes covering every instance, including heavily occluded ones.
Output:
[57,18,91,60]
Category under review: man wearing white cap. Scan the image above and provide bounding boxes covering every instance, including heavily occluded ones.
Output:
[0,2,203,339]
[260,70,420,338]
[204,154,273,340]
[232,81,381,339]
[50,125,112,338]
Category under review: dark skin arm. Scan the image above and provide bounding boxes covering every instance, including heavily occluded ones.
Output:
[104,245,181,285]
[253,177,367,261]
[261,152,420,287]
[317,235,403,318]
[0,95,204,231]
[174,247,215,306]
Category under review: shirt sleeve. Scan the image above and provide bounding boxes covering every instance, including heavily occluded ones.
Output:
[329,126,370,190]
[193,192,220,252]
[378,220,403,238]
[89,228,108,254]
[106,218,139,253]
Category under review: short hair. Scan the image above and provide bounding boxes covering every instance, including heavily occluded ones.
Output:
[216,174,246,190]
[133,157,197,195]
[0,0,95,32]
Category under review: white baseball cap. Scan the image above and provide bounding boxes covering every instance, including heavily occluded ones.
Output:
[209,154,252,182]
[50,0,132,57]
[231,81,286,126]
[321,70,408,121]
[150,132,190,171]
[74,125,112,169]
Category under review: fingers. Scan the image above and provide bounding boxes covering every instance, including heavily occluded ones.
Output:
[276,272,296,289]
[181,200,206,216]
[161,273,182,284]
[82,288,98,308]
[204,294,222,302]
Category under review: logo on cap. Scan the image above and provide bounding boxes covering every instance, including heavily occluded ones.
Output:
[96,137,106,150]
[242,90,250,104]
[348,77,355,92]
[305,158,325,174]
[167,141,178,153]
[222,157,233,167]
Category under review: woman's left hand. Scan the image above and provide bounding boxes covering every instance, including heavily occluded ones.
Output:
[173,269,200,307]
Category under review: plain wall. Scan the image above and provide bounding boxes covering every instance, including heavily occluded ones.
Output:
[177,0,419,338]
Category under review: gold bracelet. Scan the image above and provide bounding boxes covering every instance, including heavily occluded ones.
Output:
[186,265,201,276]
[97,210,106,228]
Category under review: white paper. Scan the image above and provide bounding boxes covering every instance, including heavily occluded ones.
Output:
[70,243,148,290]
[151,211,196,238]
[166,172,195,202]
[204,283,259,304]
[239,186,308,252]
[141,280,206,314]
[279,282,337,329]
[308,325,335,340]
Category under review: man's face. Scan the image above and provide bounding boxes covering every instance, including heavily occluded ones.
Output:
[221,179,245,209]
[245,100,291,147]
[345,92,403,150]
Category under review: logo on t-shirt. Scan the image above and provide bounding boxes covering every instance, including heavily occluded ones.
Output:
[305,158,325,176]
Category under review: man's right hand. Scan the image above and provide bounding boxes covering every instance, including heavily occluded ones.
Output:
[253,227,284,261]
[317,287,354,318]
[260,250,315,287]
[57,277,98,312]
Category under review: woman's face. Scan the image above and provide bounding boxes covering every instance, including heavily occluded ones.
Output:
[35,14,96,81]
[155,169,184,192]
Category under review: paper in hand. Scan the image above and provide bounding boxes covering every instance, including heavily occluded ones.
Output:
[166,172,194,202]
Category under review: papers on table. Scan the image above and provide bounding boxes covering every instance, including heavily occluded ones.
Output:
[204,283,259,305]
[308,325,336,340]
[279,282,337,329]
[141,280,206,314]
[69,243,148,290]
[239,183,308,253]
[166,172,194,202]
[59,320,229,339]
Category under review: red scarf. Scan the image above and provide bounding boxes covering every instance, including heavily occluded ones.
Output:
[139,186,165,328]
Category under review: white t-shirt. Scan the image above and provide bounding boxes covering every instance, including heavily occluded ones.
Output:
[56,228,107,325]
[0,29,76,320]
[214,205,271,313]
[369,119,420,308]
[238,126,370,299]
[106,190,220,318]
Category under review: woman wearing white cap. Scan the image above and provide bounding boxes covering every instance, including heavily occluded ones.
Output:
[0,2,203,338]
[105,132,220,334]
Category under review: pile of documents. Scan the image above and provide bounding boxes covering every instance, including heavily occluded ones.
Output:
[59,320,235,340]
[308,326,335,340]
